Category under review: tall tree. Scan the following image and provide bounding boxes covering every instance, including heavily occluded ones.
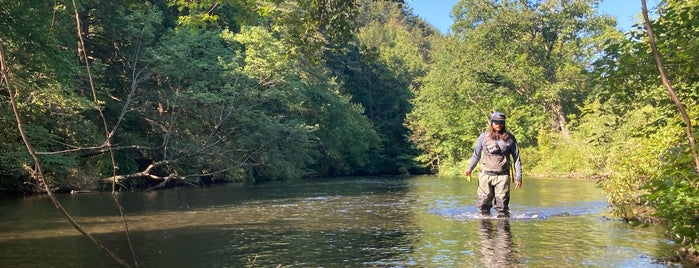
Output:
[450,0,614,137]
[323,0,434,174]
[406,0,615,173]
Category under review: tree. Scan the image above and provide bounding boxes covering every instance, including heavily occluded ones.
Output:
[592,0,699,257]
[317,0,435,174]
[0,0,403,191]
[450,0,614,137]
[0,0,102,191]
[406,0,616,173]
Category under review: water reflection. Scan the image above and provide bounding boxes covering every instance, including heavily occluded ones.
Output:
[477,219,516,267]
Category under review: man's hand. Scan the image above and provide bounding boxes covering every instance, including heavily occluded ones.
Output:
[515,181,522,189]
[464,170,471,176]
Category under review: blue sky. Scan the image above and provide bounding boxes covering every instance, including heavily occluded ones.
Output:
[407,0,661,34]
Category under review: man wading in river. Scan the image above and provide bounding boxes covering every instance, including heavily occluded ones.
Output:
[464,112,522,218]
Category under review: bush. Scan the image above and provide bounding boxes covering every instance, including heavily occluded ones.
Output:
[645,142,699,253]
[526,129,603,178]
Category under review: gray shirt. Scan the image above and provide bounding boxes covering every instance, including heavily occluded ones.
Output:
[466,132,522,182]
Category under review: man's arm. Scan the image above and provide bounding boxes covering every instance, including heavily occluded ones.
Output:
[511,135,522,188]
[464,133,485,176]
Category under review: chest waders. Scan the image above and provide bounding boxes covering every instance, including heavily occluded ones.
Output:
[477,137,512,218]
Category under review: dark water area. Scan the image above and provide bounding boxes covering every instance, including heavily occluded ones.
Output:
[0,176,683,267]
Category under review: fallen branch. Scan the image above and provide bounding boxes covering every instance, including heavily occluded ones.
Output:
[103,160,177,183]
[145,174,179,191]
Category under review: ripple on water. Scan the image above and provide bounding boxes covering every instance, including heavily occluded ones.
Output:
[430,200,609,220]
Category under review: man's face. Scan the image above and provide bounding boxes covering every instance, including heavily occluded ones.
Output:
[491,120,505,133]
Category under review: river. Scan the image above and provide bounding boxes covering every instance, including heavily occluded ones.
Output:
[0,176,683,267]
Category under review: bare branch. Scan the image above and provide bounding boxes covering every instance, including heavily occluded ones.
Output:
[70,0,137,265]
[1,39,131,267]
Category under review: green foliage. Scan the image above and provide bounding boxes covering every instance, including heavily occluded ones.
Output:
[645,143,699,252]
[322,0,432,174]
[588,1,699,257]
[406,0,613,173]
[307,88,383,176]
[6,4,699,264]
[526,128,602,177]
[526,98,616,178]
[258,0,402,61]
[230,25,384,178]
[0,0,103,191]
[1,0,417,191]
[597,105,673,218]
[597,107,698,249]
[449,0,615,136]
[167,0,258,30]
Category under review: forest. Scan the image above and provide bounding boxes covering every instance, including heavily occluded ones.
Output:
[1,0,697,264]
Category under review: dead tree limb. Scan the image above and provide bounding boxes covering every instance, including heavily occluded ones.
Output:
[0,39,131,268]
[70,0,138,265]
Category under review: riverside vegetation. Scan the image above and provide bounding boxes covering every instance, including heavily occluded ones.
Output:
[1,0,697,265]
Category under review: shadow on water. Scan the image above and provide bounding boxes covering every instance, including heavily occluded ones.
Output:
[0,223,418,268]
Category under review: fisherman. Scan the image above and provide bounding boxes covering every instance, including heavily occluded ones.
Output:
[464,112,522,218]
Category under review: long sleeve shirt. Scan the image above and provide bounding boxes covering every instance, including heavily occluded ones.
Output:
[466,132,522,182]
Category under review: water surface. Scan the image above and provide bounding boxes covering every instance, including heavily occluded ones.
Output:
[0,176,681,267]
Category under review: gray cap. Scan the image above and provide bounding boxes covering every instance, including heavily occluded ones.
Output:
[490,112,506,121]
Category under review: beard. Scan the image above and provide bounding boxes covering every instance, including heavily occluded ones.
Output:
[488,125,509,140]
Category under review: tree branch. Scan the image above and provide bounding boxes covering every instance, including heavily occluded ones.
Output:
[70,0,138,265]
[641,0,699,173]
[1,39,131,268]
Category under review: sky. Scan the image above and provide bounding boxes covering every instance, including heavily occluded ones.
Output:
[406,0,661,34]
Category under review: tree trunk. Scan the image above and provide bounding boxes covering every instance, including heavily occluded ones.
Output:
[550,99,571,138]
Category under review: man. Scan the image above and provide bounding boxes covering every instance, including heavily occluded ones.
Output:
[464,112,522,218]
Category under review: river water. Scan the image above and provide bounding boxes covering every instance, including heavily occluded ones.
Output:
[0,176,683,267]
